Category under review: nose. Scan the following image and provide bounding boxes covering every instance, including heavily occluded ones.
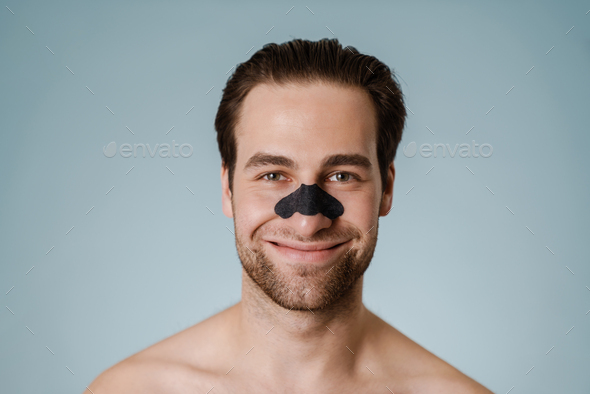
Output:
[283,212,333,239]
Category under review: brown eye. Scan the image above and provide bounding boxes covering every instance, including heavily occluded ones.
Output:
[328,173,351,182]
[264,173,283,181]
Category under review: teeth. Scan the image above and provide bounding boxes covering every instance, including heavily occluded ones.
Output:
[271,242,342,250]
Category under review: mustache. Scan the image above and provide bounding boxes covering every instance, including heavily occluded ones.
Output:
[253,225,362,244]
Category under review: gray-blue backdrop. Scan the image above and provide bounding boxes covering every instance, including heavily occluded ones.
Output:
[1,1,589,392]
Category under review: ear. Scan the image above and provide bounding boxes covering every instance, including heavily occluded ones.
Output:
[379,162,395,217]
[221,164,234,218]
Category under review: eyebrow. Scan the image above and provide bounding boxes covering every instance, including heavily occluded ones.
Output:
[244,152,372,171]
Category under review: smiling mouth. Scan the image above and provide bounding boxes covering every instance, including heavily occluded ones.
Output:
[269,242,344,250]
[264,240,350,264]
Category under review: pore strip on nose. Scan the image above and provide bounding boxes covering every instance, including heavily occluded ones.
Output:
[274,183,344,220]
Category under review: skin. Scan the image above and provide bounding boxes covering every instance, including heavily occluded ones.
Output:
[86,82,493,393]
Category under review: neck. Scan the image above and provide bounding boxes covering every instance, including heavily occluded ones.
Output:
[232,269,371,384]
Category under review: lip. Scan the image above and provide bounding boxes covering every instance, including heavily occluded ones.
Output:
[264,239,351,264]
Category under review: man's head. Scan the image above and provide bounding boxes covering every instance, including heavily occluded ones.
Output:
[214,38,406,311]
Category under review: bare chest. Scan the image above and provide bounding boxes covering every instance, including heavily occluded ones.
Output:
[188,373,414,394]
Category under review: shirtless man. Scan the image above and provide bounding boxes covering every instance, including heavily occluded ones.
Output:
[86,38,493,393]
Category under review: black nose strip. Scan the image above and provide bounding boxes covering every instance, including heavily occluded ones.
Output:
[274,184,344,220]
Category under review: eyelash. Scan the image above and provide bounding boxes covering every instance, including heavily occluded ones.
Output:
[260,172,359,183]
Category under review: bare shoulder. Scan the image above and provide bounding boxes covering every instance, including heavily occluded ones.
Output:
[366,310,493,393]
[410,371,494,393]
[85,355,212,394]
[85,304,238,394]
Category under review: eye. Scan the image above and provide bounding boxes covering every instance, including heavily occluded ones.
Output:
[262,172,286,182]
[327,172,354,182]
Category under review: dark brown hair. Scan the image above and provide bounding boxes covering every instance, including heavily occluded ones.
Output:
[215,37,407,195]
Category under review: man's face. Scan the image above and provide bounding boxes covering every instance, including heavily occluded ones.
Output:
[221,81,393,311]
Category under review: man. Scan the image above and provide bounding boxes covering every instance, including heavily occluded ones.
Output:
[87,38,492,393]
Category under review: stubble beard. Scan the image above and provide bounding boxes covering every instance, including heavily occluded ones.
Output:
[233,207,379,312]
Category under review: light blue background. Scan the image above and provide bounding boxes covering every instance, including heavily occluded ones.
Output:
[1,1,589,392]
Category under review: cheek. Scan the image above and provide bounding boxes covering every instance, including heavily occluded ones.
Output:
[234,191,280,236]
[331,189,379,227]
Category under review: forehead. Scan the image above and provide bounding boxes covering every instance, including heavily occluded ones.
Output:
[235,82,378,167]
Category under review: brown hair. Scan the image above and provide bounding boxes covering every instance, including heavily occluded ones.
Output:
[214,37,407,195]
